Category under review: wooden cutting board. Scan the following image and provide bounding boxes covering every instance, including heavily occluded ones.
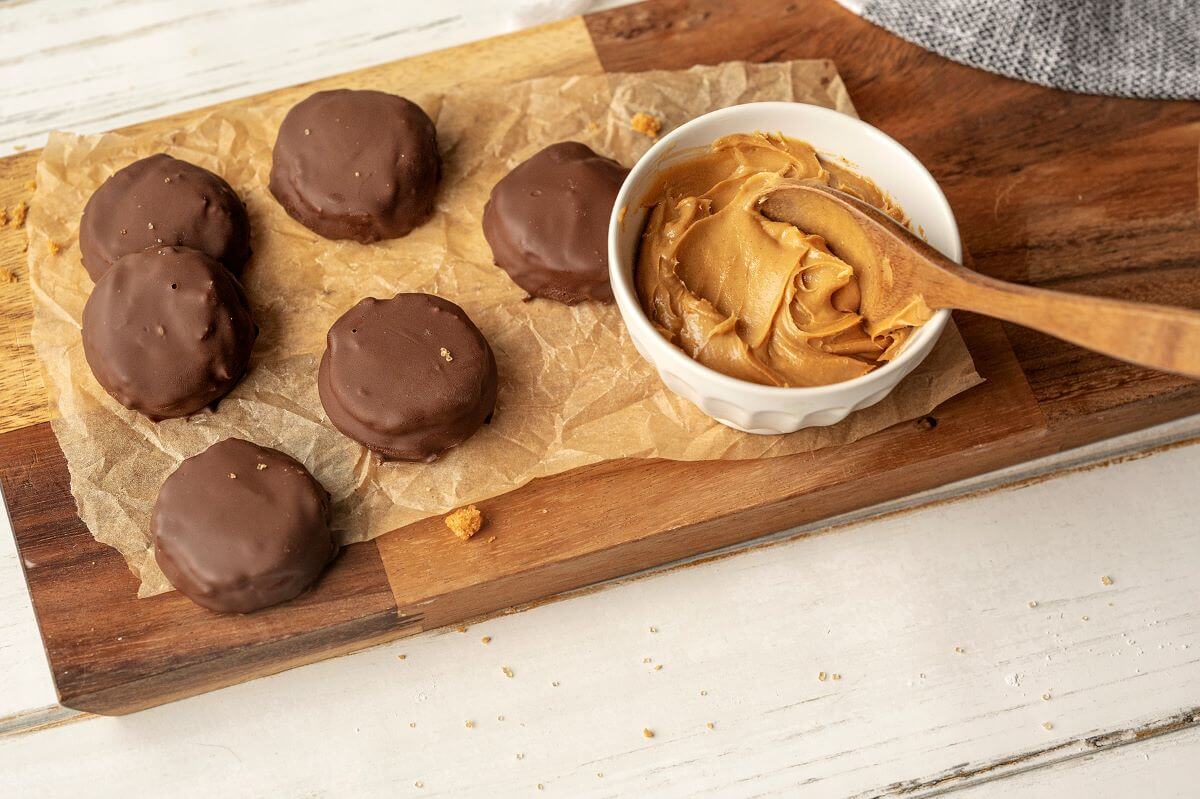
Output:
[1,0,1198,716]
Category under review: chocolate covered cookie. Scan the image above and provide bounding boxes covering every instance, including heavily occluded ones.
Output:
[82,246,257,420]
[482,141,628,304]
[153,438,338,613]
[318,293,497,461]
[79,154,251,282]
[269,89,441,242]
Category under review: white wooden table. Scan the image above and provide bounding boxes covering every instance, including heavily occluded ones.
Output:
[2,2,1198,796]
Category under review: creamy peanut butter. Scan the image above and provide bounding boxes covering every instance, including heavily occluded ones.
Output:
[635,133,933,387]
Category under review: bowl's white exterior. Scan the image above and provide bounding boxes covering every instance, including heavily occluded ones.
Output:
[607,102,962,434]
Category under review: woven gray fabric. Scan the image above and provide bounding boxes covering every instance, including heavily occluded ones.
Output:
[861,0,1199,100]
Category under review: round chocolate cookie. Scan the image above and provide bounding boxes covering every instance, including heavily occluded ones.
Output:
[79,154,251,282]
[482,141,628,304]
[153,438,338,613]
[82,246,257,421]
[318,293,497,462]
[269,89,441,243]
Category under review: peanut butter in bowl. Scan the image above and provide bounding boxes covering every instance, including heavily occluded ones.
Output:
[635,132,934,388]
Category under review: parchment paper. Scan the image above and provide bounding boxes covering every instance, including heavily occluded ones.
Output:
[25,61,982,597]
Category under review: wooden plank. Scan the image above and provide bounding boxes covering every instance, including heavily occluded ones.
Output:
[0,422,406,715]
[3,439,1198,796]
[585,0,1200,434]
[376,315,1041,627]
[2,0,1199,716]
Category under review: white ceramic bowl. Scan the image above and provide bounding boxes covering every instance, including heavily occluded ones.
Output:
[607,101,960,434]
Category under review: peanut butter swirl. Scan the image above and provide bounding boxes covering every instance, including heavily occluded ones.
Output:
[635,133,933,387]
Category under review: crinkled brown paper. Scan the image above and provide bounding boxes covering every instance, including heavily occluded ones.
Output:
[25,61,982,597]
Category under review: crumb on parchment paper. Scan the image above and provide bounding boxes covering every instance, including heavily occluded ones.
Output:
[445,504,482,540]
[631,112,661,139]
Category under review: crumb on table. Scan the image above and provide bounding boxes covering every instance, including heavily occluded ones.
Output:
[48,241,62,256]
[0,267,17,284]
[445,504,483,540]
[11,200,27,228]
[631,112,662,139]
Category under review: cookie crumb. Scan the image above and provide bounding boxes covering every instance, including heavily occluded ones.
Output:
[304,128,311,136]
[465,720,474,728]
[516,753,525,760]
[481,635,492,645]
[12,201,27,228]
[1028,600,1038,608]
[0,207,8,227]
[147,221,154,230]
[818,671,827,682]
[700,690,707,696]
[631,112,662,139]
[397,654,407,660]
[706,722,714,730]
[48,241,62,256]
[445,505,483,540]
[1042,693,1051,701]
[228,472,237,479]
[502,666,514,678]
[954,646,965,654]
[455,625,468,633]
[409,722,416,728]
[25,179,36,191]
[486,535,496,543]
[1101,575,1113,586]
[440,347,453,362]
[0,267,17,284]
[642,728,654,738]
[551,680,560,687]
[497,715,505,721]
[649,626,657,633]
[256,463,267,470]
[654,664,663,671]
[1042,721,1054,731]
[831,673,841,681]
[414,781,423,788]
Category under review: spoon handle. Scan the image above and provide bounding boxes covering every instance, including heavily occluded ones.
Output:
[929,264,1200,380]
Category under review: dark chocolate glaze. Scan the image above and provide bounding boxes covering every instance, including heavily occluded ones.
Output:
[79,154,251,282]
[318,293,497,462]
[153,437,338,614]
[81,246,257,421]
[482,141,628,304]
[269,89,441,243]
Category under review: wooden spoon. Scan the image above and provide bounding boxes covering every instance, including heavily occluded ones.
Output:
[758,181,1200,380]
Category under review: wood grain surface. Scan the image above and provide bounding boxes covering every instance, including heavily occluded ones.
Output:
[1,0,1198,716]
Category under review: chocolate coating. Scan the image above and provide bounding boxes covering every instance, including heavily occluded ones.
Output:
[153,438,337,613]
[482,141,628,304]
[79,154,251,282]
[81,246,257,421]
[269,89,441,242]
[318,293,497,462]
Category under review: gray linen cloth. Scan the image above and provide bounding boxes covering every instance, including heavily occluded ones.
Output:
[860,0,1199,99]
